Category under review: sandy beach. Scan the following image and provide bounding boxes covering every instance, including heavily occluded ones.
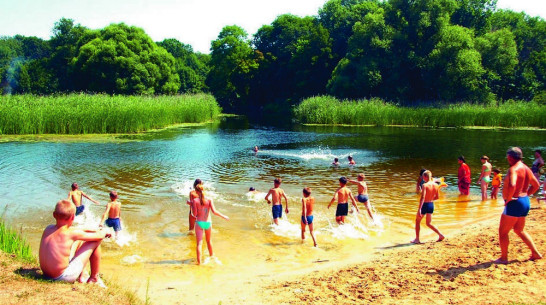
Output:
[263,205,546,305]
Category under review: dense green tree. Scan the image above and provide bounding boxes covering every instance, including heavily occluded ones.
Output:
[451,0,497,35]
[71,23,180,94]
[207,25,259,112]
[157,38,209,93]
[0,37,23,94]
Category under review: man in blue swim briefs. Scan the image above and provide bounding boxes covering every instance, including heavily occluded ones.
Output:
[496,147,542,264]
[328,177,359,224]
[265,178,289,225]
[349,173,374,221]
[411,170,444,244]
[301,187,317,247]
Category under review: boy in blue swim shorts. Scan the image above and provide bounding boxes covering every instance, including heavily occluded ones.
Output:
[99,191,122,240]
[265,178,289,225]
[328,177,359,224]
[301,187,317,247]
[411,170,444,244]
[349,173,374,221]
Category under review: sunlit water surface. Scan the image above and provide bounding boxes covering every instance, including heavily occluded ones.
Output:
[1,117,544,304]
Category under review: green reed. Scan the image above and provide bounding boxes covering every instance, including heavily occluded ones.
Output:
[0,219,35,262]
[0,94,222,134]
[294,96,546,128]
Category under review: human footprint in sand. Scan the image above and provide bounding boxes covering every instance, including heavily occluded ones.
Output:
[411,170,444,244]
[39,199,110,284]
[496,147,542,264]
[189,184,229,265]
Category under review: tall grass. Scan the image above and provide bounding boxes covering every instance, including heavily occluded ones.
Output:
[294,96,546,128]
[0,93,222,134]
[0,214,34,262]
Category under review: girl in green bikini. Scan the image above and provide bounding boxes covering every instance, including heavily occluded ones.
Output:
[189,184,229,265]
[478,155,493,201]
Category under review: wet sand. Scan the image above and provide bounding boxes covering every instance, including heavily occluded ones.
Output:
[263,204,546,305]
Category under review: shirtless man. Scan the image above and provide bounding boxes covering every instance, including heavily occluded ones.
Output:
[265,178,289,225]
[496,147,542,264]
[39,199,110,283]
[349,173,374,220]
[301,187,317,247]
[411,170,444,244]
[328,177,360,224]
[68,183,100,216]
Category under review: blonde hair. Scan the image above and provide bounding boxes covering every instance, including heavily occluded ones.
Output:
[358,173,365,179]
[423,170,432,179]
[195,184,206,206]
[54,199,75,220]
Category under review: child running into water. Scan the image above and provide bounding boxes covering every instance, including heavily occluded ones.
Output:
[99,191,121,240]
[328,177,360,224]
[349,174,374,221]
[68,183,100,216]
[411,170,445,244]
[39,200,110,284]
[189,184,229,265]
[265,178,289,225]
[491,168,502,199]
[301,187,317,247]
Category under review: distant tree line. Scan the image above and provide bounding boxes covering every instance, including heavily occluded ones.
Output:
[1,0,545,115]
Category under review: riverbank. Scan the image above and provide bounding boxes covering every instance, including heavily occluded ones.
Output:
[0,94,221,135]
[264,206,546,305]
[294,96,546,128]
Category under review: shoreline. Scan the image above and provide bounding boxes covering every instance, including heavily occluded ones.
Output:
[302,123,546,131]
[262,205,546,304]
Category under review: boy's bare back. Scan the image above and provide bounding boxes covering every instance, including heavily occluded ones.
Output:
[39,225,77,278]
[267,187,285,205]
[421,181,439,202]
[69,190,83,206]
[336,186,352,203]
[107,200,121,219]
[302,197,314,216]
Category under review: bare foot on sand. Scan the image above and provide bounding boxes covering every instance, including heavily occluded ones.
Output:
[529,254,543,261]
[410,239,421,244]
[493,258,508,265]
[314,242,317,247]
[437,235,445,242]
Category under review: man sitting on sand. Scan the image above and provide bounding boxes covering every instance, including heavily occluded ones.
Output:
[39,199,110,283]
[411,170,444,244]
[496,147,542,264]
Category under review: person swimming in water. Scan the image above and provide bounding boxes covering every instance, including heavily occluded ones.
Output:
[477,155,493,201]
[189,184,229,265]
[67,183,100,216]
[348,156,356,165]
[332,158,340,166]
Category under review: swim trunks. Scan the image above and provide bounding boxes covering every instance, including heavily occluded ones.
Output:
[272,205,283,219]
[52,255,85,283]
[196,221,212,230]
[335,203,349,217]
[420,202,434,214]
[357,194,369,203]
[75,205,85,216]
[483,176,492,183]
[503,196,530,217]
[301,215,314,224]
[105,218,122,232]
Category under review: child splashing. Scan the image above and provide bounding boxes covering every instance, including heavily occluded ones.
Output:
[189,184,229,265]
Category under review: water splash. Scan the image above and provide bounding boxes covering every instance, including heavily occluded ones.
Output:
[121,254,144,265]
[269,217,301,238]
[171,180,219,200]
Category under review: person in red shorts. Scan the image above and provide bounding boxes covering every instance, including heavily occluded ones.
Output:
[458,156,471,195]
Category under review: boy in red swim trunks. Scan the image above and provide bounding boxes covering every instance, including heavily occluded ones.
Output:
[411,170,444,244]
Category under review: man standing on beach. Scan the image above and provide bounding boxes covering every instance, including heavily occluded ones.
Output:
[496,147,542,264]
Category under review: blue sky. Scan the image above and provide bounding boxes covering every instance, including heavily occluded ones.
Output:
[1,0,544,53]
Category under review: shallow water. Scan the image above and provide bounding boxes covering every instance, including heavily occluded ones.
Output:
[1,117,545,304]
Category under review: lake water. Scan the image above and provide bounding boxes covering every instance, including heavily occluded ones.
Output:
[1,117,544,304]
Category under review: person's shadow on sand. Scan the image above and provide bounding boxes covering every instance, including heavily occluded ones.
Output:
[15,267,45,280]
[431,260,516,280]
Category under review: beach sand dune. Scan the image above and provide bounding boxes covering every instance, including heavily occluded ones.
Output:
[265,207,546,305]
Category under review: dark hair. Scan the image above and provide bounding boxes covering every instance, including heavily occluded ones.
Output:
[303,187,311,196]
[507,147,522,161]
[71,183,78,191]
[339,176,348,184]
[458,156,466,163]
[348,156,353,161]
[109,190,118,200]
[334,158,338,162]
[492,168,500,174]
[536,150,542,156]
[419,168,427,176]
[249,187,255,191]
[274,178,282,185]
[193,179,202,188]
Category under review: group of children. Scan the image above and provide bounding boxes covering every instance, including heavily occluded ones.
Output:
[38,183,123,284]
[332,155,356,166]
